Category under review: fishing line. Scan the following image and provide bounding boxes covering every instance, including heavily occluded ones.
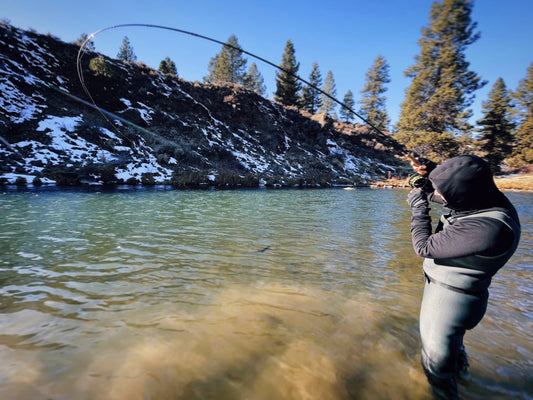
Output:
[48,82,176,149]
[76,23,407,155]
[0,135,13,149]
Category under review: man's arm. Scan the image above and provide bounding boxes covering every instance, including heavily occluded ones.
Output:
[411,212,514,259]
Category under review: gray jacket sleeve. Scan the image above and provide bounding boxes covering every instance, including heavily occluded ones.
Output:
[410,207,515,260]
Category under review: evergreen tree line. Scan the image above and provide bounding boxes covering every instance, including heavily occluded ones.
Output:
[76,32,388,128]
[75,0,533,172]
[205,36,389,131]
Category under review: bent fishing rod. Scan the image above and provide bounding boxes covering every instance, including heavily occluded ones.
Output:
[77,23,409,156]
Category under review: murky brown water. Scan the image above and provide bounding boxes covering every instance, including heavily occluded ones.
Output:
[1,188,531,399]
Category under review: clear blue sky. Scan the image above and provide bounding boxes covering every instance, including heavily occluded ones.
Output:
[3,0,532,128]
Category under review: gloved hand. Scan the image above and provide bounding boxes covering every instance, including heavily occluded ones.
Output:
[407,188,428,209]
[417,158,437,175]
[408,156,437,193]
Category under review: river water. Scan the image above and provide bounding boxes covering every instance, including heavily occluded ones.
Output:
[0,187,531,400]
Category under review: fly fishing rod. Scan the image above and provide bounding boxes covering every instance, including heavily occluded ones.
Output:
[77,23,409,156]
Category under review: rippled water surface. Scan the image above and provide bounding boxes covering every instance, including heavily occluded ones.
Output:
[1,187,531,399]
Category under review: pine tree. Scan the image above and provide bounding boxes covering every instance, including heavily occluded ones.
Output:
[396,0,485,160]
[340,90,355,122]
[300,62,323,113]
[205,35,247,84]
[477,78,514,173]
[274,40,301,107]
[89,57,113,78]
[117,36,137,62]
[158,57,177,75]
[509,62,533,168]
[74,33,95,51]
[244,62,266,95]
[359,55,390,131]
[319,70,337,117]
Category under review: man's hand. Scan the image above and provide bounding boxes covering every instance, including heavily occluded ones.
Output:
[411,161,429,175]
[409,157,437,176]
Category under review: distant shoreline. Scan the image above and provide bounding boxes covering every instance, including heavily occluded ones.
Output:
[2,174,532,192]
[371,174,533,192]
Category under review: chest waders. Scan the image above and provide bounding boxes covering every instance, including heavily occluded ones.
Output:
[419,210,521,399]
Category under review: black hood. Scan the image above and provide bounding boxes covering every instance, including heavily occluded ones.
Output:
[428,155,505,211]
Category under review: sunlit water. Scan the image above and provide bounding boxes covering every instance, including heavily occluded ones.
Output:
[0,187,531,400]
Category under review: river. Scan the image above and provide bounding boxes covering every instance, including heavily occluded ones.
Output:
[0,187,531,399]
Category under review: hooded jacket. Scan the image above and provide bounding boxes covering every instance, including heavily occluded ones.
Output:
[410,155,521,292]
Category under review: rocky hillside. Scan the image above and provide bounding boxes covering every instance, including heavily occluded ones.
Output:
[0,23,408,188]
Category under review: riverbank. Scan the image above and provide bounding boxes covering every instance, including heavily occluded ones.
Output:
[494,174,533,191]
[372,174,533,192]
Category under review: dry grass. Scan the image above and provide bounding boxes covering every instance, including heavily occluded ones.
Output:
[494,174,533,191]
[372,174,533,192]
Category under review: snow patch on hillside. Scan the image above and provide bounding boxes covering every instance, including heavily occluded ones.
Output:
[3,114,175,184]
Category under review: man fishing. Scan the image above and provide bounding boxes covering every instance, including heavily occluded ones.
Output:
[406,155,521,399]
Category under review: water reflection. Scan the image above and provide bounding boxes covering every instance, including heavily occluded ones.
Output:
[0,188,531,399]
